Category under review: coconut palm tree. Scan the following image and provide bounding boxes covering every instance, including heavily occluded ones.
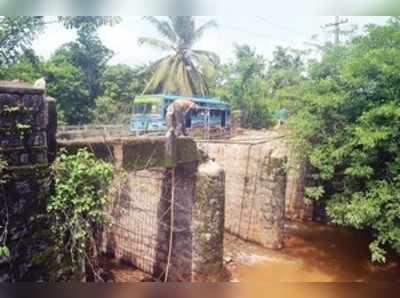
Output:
[138,16,220,96]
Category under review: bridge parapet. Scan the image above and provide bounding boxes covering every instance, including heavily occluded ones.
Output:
[59,136,200,170]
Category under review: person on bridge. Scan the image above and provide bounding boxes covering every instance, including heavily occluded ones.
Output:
[165,99,198,137]
[34,74,54,90]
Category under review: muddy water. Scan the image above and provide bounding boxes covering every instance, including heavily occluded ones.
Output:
[102,220,400,283]
[226,220,400,282]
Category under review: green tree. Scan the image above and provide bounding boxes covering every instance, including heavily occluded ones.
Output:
[48,17,120,124]
[291,20,400,263]
[0,16,44,66]
[264,46,309,118]
[56,17,120,104]
[267,46,306,94]
[216,44,273,128]
[0,49,43,82]
[138,16,220,96]
[45,53,91,125]
[93,64,149,124]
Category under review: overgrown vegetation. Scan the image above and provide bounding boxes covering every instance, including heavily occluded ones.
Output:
[2,16,400,265]
[46,149,113,281]
[290,17,400,263]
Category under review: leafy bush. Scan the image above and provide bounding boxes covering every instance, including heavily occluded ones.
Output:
[47,149,113,280]
[291,19,400,263]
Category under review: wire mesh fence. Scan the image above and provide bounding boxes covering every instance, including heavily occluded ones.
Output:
[198,137,287,250]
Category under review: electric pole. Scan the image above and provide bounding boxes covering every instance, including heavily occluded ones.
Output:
[323,16,349,44]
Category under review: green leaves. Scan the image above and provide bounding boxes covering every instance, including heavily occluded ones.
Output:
[215,44,274,129]
[305,186,325,201]
[0,17,44,66]
[47,149,114,280]
[0,245,10,258]
[139,16,219,96]
[291,20,400,263]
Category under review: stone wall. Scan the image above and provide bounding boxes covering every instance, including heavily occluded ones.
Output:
[198,138,287,249]
[0,82,55,281]
[59,137,225,282]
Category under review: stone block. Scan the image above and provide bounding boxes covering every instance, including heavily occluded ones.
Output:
[0,82,53,282]
[1,147,48,166]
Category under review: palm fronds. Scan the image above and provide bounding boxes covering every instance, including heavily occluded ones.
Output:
[143,16,177,43]
[137,37,174,51]
[139,16,218,96]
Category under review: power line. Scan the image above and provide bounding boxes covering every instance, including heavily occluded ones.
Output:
[256,16,311,37]
[218,23,313,48]
[218,24,276,41]
[218,22,320,54]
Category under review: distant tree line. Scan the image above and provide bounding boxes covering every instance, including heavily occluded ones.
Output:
[0,16,305,128]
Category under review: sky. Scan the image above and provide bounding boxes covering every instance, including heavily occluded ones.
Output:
[32,16,390,66]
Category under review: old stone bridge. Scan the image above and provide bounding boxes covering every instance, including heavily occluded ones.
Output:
[0,82,309,282]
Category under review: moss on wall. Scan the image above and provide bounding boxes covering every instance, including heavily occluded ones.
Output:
[0,82,53,282]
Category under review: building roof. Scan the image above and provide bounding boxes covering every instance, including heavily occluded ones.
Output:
[136,94,230,109]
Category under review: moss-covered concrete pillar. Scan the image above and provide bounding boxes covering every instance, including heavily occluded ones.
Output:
[91,137,225,282]
[193,160,225,281]
[261,152,287,249]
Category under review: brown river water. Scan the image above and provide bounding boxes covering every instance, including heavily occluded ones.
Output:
[225,220,400,282]
[102,220,400,283]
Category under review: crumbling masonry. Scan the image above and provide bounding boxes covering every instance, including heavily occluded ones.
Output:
[0,82,56,282]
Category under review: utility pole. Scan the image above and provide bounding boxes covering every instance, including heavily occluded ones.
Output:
[323,16,349,44]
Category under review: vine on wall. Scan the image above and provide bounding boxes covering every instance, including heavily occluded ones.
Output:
[45,149,114,281]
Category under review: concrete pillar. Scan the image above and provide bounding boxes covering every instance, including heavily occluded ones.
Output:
[260,152,287,249]
[157,159,225,282]
[89,137,224,282]
[285,161,313,221]
[193,160,225,281]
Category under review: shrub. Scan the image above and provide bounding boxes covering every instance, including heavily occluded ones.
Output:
[47,149,113,281]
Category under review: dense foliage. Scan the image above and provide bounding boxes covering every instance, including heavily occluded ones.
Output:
[47,149,114,281]
[214,44,306,128]
[56,17,120,101]
[290,19,400,262]
[93,64,149,124]
[0,16,44,66]
[214,45,271,128]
